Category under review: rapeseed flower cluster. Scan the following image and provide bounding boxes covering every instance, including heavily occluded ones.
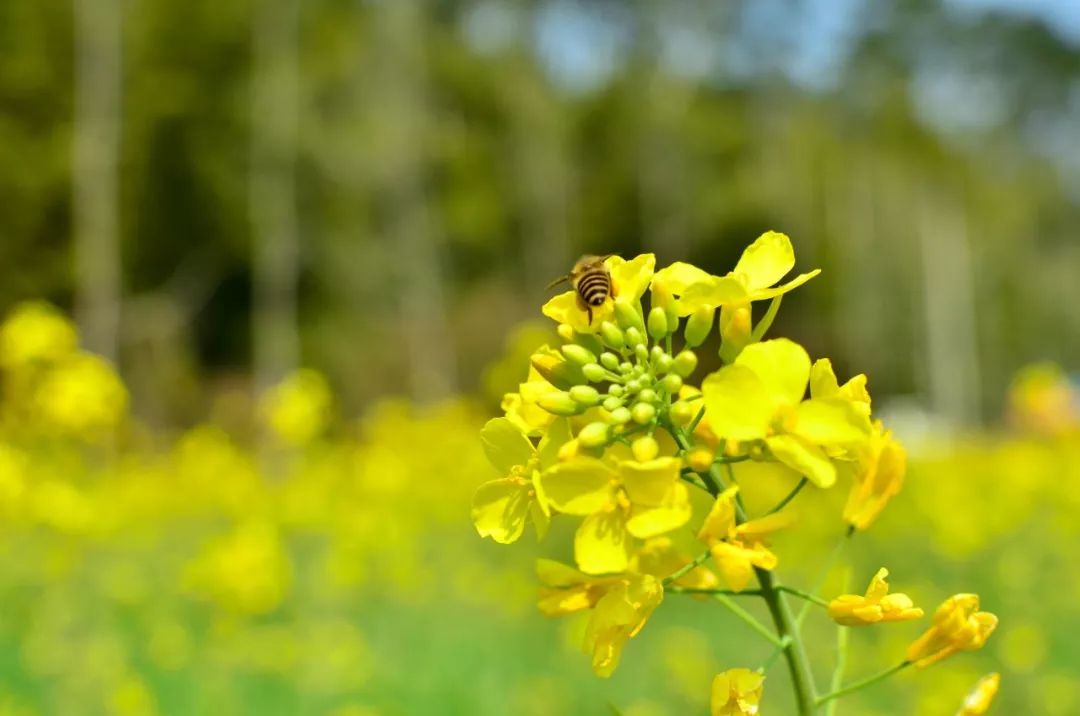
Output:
[472,233,1001,714]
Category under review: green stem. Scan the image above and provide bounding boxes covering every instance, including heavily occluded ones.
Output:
[757,568,818,715]
[776,585,830,609]
[767,477,809,515]
[757,636,793,674]
[824,572,851,716]
[661,549,712,586]
[815,662,910,707]
[796,526,855,630]
[710,593,786,649]
[667,586,761,597]
[750,295,783,342]
[687,406,706,435]
[679,472,709,492]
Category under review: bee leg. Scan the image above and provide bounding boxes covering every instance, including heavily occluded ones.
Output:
[586,305,593,324]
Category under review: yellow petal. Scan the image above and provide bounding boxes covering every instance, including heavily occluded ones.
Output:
[480,417,535,473]
[735,339,811,407]
[608,254,656,303]
[575,510,631,575]
[698,486,739,541]
[748,269,821,301]
[653,261,713,294]
[471,478,532,544]
[766,434,836,488]
[542,291,611,333]
[678,275,749,315]
[619,457,681,507]
[625,483,692,538]
[702,366,775,442]
[536,558,590,587]
[733,230,795,290]
[710,541,776,592]
[536,418,572,470]
[538,458,617,515]
[792,398,872,445]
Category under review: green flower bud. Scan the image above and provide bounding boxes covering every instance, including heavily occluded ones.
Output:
[578,421,610,448]
[608,384,624,397]
[631,435,660,462]
[625,379,642,394]
[631,402,656,425]
[537,391,581,416]
[660,374,683,394]
[637,388,657,404]
[672,350,699,378]
[609,407,632,424]
[600,352,621,370]
[582,363,607,382]
[574,332,605,357]
[561,343,596,367]
[624,326,645,348]
[599,321,625,349]
[556,324,575,342]
[655,352,674,373]
[531,349,585,390]
[570,385,600,406]
[634,344,650,361]
[619,362,634,374]
[647,307,669,340]
[614,298,645,333]
[669,400,695,426]
[602,396,622,412]
[684,305,716,348]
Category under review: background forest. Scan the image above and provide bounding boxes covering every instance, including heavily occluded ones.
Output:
[1,0,1079,714]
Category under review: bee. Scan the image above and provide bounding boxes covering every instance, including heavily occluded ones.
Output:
[546,254,615,324]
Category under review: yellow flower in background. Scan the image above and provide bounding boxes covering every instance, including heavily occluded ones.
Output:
[697,486,791,591]
[539,455,691,574]
[711,668,764,716]
[259,369,333,445]
[34,352,128,435]
[632,537,720,591]
[472,417,569,544]
[842,422,906,530]
[184,520,291,616]
[584,572,663,678]
[906,594,998,668]
[0,301,78,370]
[956,672,1001,715]
[1006,362,1079,436]
[535,561,663,677]
[702,339,872,488]
[827,567,923,626]
[542,254,655,332]
[677,232,821,315]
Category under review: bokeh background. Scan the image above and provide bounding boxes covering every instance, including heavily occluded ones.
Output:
[1,0,1080,714]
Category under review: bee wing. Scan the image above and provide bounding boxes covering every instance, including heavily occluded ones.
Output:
[545,275,571,290]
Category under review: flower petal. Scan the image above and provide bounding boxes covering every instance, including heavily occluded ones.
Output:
[766,434,837,488]
[471,478,532,544]
[619,457,681,507]
[609,254,656,302]
[735,339,811,407]
[678,275,749,315]
[538,458,617,515]
[793,398,872,446]
[542,291,611,333]
[480,417,535,473]
[733,231,795,290]
[575,510,631,575]
[702,365,775,442]
[654,261,713,294]
[626,483,692,538]
[536,418,572,470]
[536,558,590,588]
[749,269,821,301]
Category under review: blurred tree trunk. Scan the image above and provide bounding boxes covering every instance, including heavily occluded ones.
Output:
[251,0,301,396]
[373,0,456,402]
[73,0,122,363]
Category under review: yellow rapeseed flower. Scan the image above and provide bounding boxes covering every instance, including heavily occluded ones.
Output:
[956,672,1001,716]
[632,537,720,591]
[0,301,78,370]
[259,369,333,446]
[501,365,558,436]
[697,486,791,592]
[34,352,128,435]
[827,567,924,626]
[711,668,765,716]
[702,339,872,488]
[535,560,662,677]
[842,422,906,530]
[539,455,692,574]
[471,417,568,544]
[906,594,999,668]
[542,254,655,332]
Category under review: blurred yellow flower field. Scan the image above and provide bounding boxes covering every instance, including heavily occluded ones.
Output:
[0,298,1076,715]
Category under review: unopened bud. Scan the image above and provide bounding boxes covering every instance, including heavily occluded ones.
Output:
[608,384,624,397]
[569,385,600,406]
[624,326,645,348]
[619,361,634,374]
[647,307,669,340]
[558,439,580,461]
[637,388,657,404]
[632,435,660,462]
[582,363,608,382]
[578,422,611,448]
[531,349,585,390]
[669,400,695,427]
[719,304,752,362]
[609,407,632,425]
[602,396,622,412]
[600,352,621,370]
[655,352,674,373]
[561,343,596,366]
[687,448,713,473]
[614,298,645,333]
[538,392,581,416]
[660,374,683,394]
[634,344,649,361]
[672,350,698,378]
[557,324,575,342]
[599,321,625,349]
[631,402,656,425]
[650,278,678,326]
[684,305,716,348]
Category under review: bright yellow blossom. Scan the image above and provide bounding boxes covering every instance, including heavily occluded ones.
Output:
[542,254,655,332]
[956,672,1001,715]
[810,358,871,416]
[34,352,128,435]
[827,567,923,626]
[0,301,78,369]
[472,417,568,543]
[906,594,999,668]
[632,537,720,591]
[539,455,692,574]
[697,486,791,591]
[711,668,764,716]
[535,560,663,677]
[842,422,906,530]
[259,369,333,445]
[677,231,821,315]
[502,365,558,436]
[702,339,872,488]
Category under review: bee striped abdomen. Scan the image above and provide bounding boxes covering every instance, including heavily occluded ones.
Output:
[577,271,611,306]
